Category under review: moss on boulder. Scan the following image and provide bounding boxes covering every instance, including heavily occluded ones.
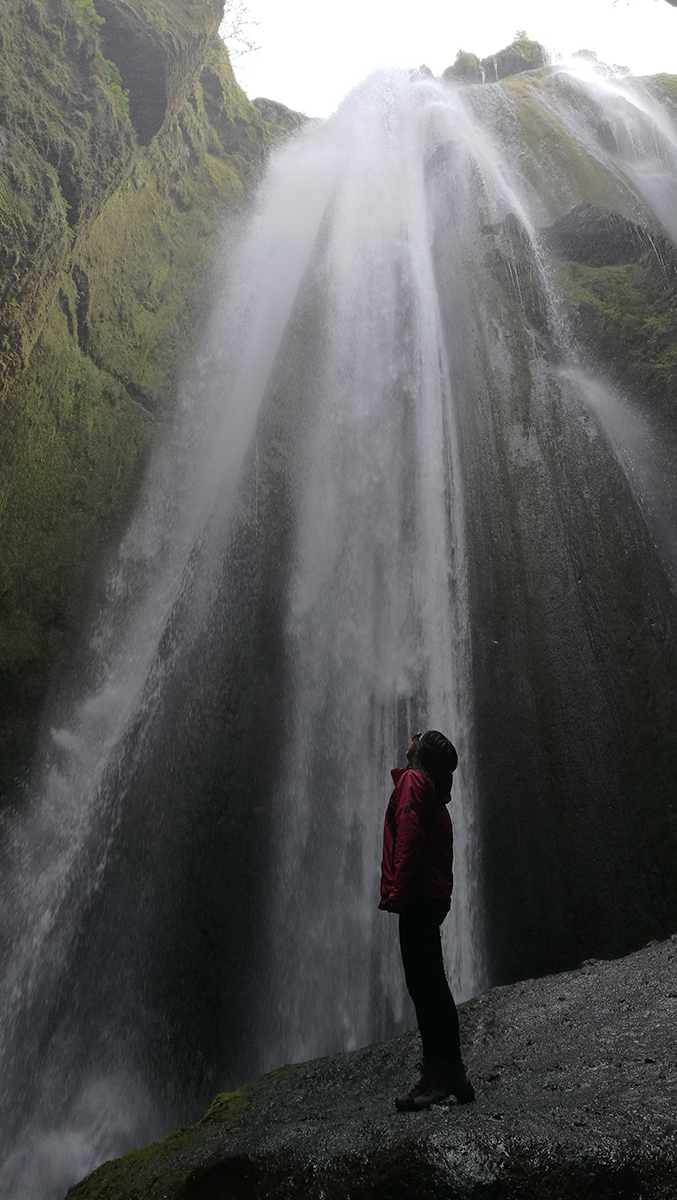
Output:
[486,31,548,79]
[442,50,482,85]
[251,96,309,138]
[443,33,548,86]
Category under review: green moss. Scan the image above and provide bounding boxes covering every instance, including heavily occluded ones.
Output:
[555,254,677,424]
[74,36,267,408]
[0,135,70,389]
[143,4,168,31]
[0,0,136,393]
[643,72,677,116]
[93,0,225,143]
[73,0,105,26]
[511,30,544,61]
[0,0,136,222]
[66,1066,291,1199]
[0,291,151,790]
[200,38,271,154]
[200,1066,289,1126]
[500,75,638,220]
[443,50,482,85]
[481,31,549,81]
[101,57,130,112]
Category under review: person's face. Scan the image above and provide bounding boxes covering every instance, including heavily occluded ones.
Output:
[406,733,422,763]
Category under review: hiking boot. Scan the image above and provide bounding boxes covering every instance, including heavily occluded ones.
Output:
[394,1063,450,1111]
[441,1058,475,1104]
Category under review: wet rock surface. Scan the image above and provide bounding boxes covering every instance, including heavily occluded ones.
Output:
[69,936,677,1198]
[540,203,653,266]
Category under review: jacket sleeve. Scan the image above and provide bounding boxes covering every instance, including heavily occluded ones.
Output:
[389,771,429,911]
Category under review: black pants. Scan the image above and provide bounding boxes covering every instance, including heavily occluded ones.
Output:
[399,899,461,1067]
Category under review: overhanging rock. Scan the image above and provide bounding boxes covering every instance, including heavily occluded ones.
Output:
[95,0,224,144]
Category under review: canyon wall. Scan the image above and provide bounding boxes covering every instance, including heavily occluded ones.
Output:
[0,0,301,793]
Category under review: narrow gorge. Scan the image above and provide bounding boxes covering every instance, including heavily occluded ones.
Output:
[1,7,677,1197]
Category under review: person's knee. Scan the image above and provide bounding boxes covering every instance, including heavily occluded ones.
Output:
[405,972,448,1007]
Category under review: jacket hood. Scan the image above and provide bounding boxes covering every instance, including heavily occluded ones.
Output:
[391,764,452,805]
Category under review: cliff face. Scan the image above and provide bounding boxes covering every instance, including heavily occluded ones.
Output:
[93,0,224,146]
[0,0,135,389]
[452,66,677,983]
[0,0,301,793]
[479,72,677,431]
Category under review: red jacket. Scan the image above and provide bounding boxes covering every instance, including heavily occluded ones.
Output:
[379,766,453,914]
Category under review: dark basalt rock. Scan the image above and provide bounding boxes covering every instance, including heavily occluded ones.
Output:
[68,936,677,1199]
[540,203,651,266]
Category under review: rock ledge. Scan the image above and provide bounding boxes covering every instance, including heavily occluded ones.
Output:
[68,936,677,1198]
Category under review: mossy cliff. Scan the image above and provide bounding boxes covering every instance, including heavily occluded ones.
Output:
[0,0,302,794]
[557,249,677,426]
[472,67,677,433]
[453,66,677,983]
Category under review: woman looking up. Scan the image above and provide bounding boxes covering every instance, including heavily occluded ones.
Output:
[379,729,475,1111]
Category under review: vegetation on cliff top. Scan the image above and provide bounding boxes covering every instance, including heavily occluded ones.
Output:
[443,31,549,84]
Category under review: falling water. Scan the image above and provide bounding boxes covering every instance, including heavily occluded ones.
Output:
[1,62,677,1197]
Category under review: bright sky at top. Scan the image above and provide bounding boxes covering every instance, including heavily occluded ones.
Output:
[230,0,677,118]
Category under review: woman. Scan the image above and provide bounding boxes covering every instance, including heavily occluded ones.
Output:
[379,729,474,1110]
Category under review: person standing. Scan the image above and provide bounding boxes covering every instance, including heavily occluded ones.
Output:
[379,730,475,1111]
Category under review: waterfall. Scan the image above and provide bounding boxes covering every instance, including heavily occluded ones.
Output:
[1,62,677,1198]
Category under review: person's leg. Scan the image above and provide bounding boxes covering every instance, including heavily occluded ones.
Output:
[395,901,474,1109]
[398,900,460,1064]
